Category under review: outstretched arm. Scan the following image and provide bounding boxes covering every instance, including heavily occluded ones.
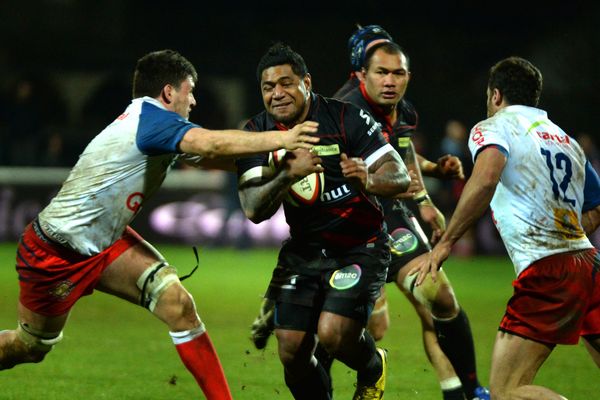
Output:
[411,146,506,284]
[179,121,319,158]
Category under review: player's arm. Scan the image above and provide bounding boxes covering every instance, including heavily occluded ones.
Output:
[418,153,465,180]
[583,205,600,234]
[340,146,412,197]
[403,141,446,243]
[581,160,600,234]
[411,146,506,284]
[238,150,323,223]
[178,121,319,158]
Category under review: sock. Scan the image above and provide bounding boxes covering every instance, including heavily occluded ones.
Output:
[434,308,480,399]
[441,377,466,400]
[354,332,382,385]
[170,324,232,400]
[285,356,332,400]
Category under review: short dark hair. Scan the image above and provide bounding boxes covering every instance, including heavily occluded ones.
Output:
[363,41,408,71]
[132,49,198,98]
[488,57,542,107]
[256,43,308,82]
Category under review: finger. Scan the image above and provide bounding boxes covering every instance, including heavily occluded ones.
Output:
[340,153,348,162]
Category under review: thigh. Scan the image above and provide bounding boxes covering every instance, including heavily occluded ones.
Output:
[96,239,166,305]
[490,330,553,391]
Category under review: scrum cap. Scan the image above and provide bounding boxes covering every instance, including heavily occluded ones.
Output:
[348,24,393,71]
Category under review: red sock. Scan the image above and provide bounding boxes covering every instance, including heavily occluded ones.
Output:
[170,326,232,400]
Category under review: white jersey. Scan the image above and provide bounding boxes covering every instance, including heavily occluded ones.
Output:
[38,97,199,255]
[468,105,593,276]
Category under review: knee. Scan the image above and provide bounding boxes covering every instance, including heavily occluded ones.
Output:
[430,284,459,318]
[157,284,199,331]
[367,314,388,341]
[275,331,307,368]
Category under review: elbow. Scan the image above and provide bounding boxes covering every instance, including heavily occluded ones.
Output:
[243,208,266,224]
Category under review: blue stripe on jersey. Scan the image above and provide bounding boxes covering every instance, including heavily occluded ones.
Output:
[474,143,509,160]
[583,161,600,212]
[136,101,199,155]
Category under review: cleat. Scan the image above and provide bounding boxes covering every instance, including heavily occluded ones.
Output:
[472,386,490,400]
[250,298,275,350]
[353,348,387,399]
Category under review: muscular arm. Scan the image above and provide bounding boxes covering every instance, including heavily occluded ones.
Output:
[238,168,295,224]
[582,205,600,235]
[412,146,506,284]
[239,150,323,223]
[365,150,411,197]
[178,121,319,159]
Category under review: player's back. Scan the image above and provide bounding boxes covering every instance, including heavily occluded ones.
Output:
[469,105,593,275]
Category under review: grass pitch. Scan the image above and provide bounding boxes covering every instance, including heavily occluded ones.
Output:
[0,243,597,399]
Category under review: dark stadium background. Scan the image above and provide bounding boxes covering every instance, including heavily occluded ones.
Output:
[0,0,599,249]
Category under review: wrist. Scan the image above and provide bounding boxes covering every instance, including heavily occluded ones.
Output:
[414,192,434,207]
[413,190,429,203]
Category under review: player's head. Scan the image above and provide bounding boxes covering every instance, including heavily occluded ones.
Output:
[348,24,393,72]
[133,50,198,119]
[256,43,312,127]
[361,41,411,110]
[486,56,542,117]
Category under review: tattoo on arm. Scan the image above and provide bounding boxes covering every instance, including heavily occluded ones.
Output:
[238,169,294,223]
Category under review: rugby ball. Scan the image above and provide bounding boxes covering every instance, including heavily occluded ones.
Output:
[268,149,325,206]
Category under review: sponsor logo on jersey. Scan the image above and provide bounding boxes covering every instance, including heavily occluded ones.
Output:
[397,137,411,148]
[471,126,485,147]
[389,228,418,256]
[536,131,570,144]
[329,264,362,290]
[321,184,351,203]
[313,144,340,156]
[127,192,145,212]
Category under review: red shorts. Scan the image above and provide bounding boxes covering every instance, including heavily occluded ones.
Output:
[17,221,143,316]
[500,248,600,345]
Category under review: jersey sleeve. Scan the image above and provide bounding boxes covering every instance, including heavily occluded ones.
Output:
[468,118,510,162]
[583,160,600,212]
[344,104,390,165]
[235,119,269,183]
[136,102,199,155]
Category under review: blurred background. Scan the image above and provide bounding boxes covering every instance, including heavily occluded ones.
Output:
[1,0,599,250]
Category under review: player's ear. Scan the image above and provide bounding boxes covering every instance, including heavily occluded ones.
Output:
[358,68,367,83]
[303,73,312,92]
[161,84,173,104]
[492,88,503,107]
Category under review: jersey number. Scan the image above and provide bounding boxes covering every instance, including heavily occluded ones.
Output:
[540,148,576,206]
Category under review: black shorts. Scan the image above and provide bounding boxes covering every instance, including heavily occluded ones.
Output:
[266,236,390,331]
[385,208,431,283]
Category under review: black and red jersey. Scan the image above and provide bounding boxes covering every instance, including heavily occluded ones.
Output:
[338,81,420,232]
[237,93,393,250]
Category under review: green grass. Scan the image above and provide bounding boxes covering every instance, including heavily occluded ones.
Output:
[0,243,597,399]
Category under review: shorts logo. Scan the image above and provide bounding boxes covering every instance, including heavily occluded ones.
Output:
[49,280,75,300]
[329,264,362,290]
[389,228,418,256]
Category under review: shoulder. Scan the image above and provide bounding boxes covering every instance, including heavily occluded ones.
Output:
[244,111,270,132]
